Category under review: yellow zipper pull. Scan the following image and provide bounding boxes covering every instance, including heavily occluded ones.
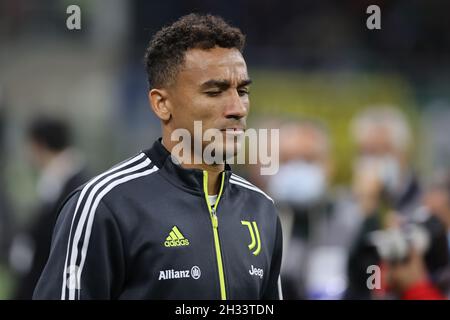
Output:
[211,208,218,228]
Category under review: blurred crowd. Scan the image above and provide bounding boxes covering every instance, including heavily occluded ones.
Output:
[248,107,450,300]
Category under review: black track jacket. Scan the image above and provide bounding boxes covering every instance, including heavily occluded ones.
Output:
[33,139,283,300]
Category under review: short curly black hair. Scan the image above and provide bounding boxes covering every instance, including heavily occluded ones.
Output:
[144,14,246,89]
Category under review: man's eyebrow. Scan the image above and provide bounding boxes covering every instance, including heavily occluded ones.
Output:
[238,79,252,87]
[200,79,252,90]
[200,80,230,90]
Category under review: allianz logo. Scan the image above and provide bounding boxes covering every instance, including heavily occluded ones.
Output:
[249,265,264,279]
[158,266,201,281]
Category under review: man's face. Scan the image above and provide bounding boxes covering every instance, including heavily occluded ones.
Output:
[27,140,46,170]
[279,125,328,168]
[267,125,330,206]
[166,47,250,162]
[356,124,399,159]
[353,124,406,197]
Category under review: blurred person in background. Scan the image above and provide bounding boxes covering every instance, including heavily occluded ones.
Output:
[350,107,420,216]
[0,188,13,264]
[345,107,449,299]
[266,119,362,299]
[385,245,447,300]
[424,170,450,254]
[0,95,14,267]
[423,169,450,297]
[9,116,88,299]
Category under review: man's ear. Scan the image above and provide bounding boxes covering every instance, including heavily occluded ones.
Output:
[149,88,172,121]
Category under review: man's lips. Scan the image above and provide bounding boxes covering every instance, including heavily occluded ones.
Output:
[220,127,245,132]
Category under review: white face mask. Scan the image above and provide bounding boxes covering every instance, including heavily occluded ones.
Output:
[355,155,402,195]
[267,160,326,207]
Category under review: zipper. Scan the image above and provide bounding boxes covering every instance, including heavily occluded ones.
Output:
[203,170,227,300]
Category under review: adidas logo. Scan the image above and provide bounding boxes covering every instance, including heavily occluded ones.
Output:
[164,226,190,247]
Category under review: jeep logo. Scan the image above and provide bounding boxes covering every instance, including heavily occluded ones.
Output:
[249,265,264,279]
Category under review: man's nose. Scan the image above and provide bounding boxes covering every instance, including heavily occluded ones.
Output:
[224,90,248,120]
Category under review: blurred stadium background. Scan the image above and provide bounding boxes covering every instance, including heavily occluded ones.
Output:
[0,0,449,299]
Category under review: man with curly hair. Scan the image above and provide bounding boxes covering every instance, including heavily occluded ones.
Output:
[34,14,283,300]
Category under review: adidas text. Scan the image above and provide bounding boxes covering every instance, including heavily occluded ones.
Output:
[164,239,189,247]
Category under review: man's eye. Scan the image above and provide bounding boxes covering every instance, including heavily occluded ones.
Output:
[238,89,250,96]
[205,91,221,97]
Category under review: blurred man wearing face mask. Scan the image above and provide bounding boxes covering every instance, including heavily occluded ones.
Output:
[345,107,449,300]
[267,120,362,299]
[351,107,419,217]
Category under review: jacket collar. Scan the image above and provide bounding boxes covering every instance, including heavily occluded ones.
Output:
[143,138,232,196]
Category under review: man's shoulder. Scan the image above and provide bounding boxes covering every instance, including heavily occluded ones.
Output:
[69,152,160,205]
[229,173,274,206]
